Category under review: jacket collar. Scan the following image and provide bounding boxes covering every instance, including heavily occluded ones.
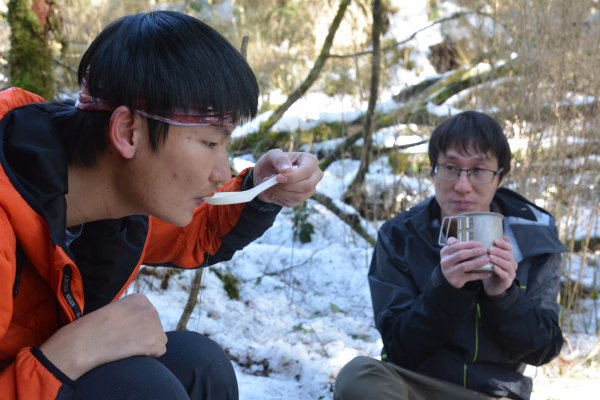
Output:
[0,104,69,248]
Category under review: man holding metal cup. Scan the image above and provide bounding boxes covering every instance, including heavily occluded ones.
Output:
[335,111,565,400]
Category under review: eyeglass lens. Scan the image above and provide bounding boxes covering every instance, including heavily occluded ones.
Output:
[436,165,496,184]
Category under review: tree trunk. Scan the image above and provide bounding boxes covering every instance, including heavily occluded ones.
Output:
[8,0,54,99]
[348,0,383,193]
[258,0,351,134]
[176,268,204,331]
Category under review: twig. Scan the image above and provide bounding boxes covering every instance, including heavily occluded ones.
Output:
[311,193,376,246]
[240,247,322,283]
[329,9,491,59]
[259,0,351,134]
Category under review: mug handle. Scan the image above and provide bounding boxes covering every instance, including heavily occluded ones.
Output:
[438,216,456,246]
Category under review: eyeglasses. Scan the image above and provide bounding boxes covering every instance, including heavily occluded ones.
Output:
[433,164,503,184]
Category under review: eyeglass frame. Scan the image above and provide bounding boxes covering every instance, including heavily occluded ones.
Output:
[432,164,504,184]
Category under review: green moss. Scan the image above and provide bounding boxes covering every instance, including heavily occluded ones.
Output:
[231,121,347,157]
[302,121,345,142]
[376,112,401,128]
[292,202,315,243]
[213,269,240,300]
[8,0,54,99]
[388,152,428,174]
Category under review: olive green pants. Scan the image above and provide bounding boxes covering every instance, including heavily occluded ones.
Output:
[334,356,493,400]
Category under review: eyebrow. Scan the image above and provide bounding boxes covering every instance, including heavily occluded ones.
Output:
[213,125,233,138]
[442,152,490,161]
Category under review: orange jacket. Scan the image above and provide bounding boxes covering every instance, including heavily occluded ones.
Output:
[0,88,279,399]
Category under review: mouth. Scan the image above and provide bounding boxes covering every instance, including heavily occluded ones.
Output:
[453,200,474,209]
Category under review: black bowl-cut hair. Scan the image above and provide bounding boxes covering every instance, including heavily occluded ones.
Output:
[80,11,258,122]
[46,11,258,166]
[428,111,511,181]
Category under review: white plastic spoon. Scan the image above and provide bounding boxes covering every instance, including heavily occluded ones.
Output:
[202,175,279,205]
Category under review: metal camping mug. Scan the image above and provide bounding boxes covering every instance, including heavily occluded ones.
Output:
[438,211,504,272]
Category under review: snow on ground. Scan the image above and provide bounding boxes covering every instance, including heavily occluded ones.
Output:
[132,1,598,398]
[134,191,600,399]
[135,199,380,399]
[132,154,599,399]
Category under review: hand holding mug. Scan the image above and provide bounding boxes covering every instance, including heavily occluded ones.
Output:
[440,237,493,289]
[481,237,518,298]
[439,212,503,273]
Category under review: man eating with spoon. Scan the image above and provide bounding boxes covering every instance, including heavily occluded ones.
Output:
[0,11,322,400]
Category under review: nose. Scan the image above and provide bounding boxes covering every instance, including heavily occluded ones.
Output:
[453,170,472,193]
[209,147,232,184]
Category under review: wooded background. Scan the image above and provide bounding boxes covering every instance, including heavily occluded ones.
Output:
[1,0,599,327]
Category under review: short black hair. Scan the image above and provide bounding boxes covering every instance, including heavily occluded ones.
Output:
[48,11,258,166]
[428,111,511,180]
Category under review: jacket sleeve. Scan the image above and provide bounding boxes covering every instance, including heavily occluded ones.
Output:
[478,252,564,365]
[1,210,72,399]
[369,223,479,370]
[143,168,281,268]
[0,348,74,400]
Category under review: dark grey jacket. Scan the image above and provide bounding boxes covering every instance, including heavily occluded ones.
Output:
[369,188,566,400]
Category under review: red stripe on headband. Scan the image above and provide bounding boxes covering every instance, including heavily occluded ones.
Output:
[75,70,233,126]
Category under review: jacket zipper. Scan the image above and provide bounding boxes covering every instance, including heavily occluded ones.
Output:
[114,261,144,300]
[464,302,482,387]
[113,229,151,301]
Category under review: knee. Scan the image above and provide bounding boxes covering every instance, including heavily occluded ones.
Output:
[73,357,189,400]
[190,332,233,376]
[167,331,229,367]
[338,356,386,380]
[163,331,237,391]
[335,356,387,399]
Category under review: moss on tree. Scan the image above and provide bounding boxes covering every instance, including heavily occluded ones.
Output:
[8,0,54,99]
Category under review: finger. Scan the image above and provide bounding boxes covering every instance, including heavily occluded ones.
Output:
[263,190,313,208]
[441,261,490,289]
[264,194,294,208]
[268,149,294,173]
[490,264,512,282]
[263,158,321,205]
[488,245,516,268]
[442,239,485,256]
[277,152,320,183]
[441,249,488,273]
[270,171,320,197]
[460,255,492,273]
[490,254,518,274]
[492,238,512,251]
[445,237,459,246]
[254,149,291,183]
[266,189,311,205]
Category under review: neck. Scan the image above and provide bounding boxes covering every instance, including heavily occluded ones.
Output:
[65,159,134,227]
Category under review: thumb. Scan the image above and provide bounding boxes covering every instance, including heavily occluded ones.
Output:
[270,150,293,173]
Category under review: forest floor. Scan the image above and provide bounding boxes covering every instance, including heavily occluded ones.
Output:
[529,332,599,399]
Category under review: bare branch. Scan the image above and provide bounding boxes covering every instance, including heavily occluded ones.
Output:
[350,0,383,190]
[176,268,205,331]
[258,0,351,134]
[311,193,376,246]
[329,9,491,59]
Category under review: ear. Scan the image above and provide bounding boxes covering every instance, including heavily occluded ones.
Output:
[497,170,508,186]
[108,106,142,159]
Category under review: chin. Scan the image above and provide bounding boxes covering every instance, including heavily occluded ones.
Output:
[158,211,194,227]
